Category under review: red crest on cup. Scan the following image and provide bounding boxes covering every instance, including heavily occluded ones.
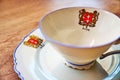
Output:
[79,9,99,31]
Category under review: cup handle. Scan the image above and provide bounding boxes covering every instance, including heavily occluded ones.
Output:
[114,37,120,44]
[100,38,120,59]
[100,50,120,59]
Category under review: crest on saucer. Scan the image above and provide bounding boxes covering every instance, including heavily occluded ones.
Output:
[24,35,44,48]
[78,9,99,31]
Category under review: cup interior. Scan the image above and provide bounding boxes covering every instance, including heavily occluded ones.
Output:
[40,7,120,47]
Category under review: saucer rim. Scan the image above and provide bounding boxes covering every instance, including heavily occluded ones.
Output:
[13,28,120,80]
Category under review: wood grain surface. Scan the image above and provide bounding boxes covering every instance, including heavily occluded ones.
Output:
[0,0,120,80]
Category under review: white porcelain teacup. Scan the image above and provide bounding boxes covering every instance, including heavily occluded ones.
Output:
[39,7,120,69]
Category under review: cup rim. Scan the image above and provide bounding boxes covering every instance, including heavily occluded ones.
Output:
[39,7,120,48]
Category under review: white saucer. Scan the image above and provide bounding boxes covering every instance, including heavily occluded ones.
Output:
[14,28,120,80]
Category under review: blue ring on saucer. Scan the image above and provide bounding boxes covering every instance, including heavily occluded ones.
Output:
[66,60,95,66]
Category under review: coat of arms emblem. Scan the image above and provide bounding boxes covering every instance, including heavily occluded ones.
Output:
[24,35,44,48]
[79,9,99,31]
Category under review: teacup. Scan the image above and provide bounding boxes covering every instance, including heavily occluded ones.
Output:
[39,7,120,69]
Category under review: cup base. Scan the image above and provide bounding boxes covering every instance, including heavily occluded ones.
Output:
[65,61,95,70]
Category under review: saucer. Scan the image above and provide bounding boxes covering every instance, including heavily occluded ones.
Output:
[14,28,120,80]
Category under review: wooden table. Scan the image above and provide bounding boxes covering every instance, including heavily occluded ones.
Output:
[0,0,120,80]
